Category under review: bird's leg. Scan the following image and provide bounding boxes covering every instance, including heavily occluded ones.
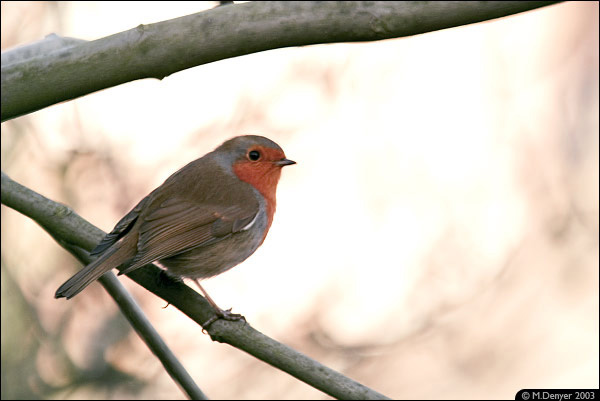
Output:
[193,279,245,328]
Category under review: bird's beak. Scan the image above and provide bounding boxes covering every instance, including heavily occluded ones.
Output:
[274,158,296,167]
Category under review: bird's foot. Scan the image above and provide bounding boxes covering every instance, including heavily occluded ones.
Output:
[201,308,246,332]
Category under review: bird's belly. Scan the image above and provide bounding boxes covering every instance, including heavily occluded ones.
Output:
[158,228,263,279]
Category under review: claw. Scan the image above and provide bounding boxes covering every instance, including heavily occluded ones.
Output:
[193,279,247,332]
[201,307,246,332]
[201,315,219,333]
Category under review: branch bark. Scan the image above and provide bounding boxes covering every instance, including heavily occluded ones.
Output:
[0,172,208,399]
[1,1,561,121]
[1,171,390,400]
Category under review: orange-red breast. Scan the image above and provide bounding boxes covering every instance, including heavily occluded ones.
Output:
[55,135,295,321]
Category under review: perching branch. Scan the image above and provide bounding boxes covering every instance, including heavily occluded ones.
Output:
[1,1,560,121]
[1,171,390,400]
[0,172,208,400]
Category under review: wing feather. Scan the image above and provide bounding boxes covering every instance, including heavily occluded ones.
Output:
[118,198,258,274]
[90,195,149,256]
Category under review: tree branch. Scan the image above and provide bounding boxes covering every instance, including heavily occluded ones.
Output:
[1,171,390,400]
[0,172,207,400]
[1,1,561,121]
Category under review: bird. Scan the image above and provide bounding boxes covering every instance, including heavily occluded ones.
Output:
[55,135,295,323]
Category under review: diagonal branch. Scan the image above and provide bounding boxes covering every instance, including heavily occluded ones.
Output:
[0,172,208,400]
[1,1,561,121]
[1,171,390,400]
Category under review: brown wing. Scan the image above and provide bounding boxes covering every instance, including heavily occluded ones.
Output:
[118,197,258,274]
[89,195,150,257]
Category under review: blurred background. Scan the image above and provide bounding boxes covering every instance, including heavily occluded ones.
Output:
[1,1,598,399]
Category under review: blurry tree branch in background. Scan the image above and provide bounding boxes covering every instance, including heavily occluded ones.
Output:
[0,171,390,400]
[1,1,561,121]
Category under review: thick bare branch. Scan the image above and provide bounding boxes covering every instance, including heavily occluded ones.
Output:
[1,1,560,121]
[1,171,390,400]
[0,172,207,400]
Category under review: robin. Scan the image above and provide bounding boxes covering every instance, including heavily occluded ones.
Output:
[55,135,295,323]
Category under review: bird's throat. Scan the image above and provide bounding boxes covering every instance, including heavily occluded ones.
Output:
[233,162,281,232]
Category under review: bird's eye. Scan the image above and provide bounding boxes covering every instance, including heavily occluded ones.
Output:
[248,150,261,161]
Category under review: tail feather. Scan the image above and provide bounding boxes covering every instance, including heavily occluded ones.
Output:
[55,240,133,299]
